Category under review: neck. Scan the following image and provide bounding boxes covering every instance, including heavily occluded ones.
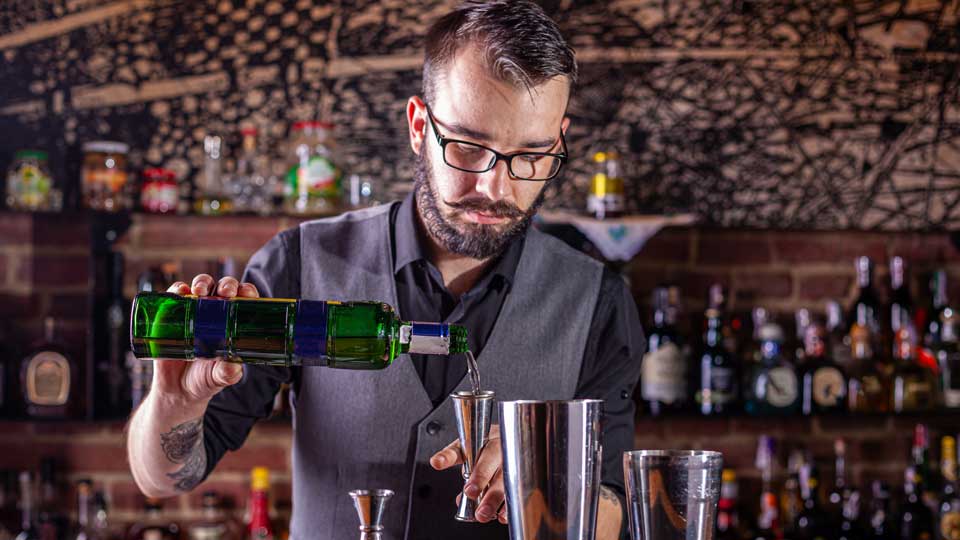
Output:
[417,213,496,298]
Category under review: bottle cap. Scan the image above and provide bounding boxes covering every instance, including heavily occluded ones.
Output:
[83,141,130,154]
[721,469,736,482]
[251,467,270,490]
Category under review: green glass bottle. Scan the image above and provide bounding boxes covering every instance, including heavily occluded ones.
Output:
[130,292,468,368]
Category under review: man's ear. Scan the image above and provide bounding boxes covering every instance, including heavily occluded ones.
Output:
[407,96,428,156]
[561,116,571,134]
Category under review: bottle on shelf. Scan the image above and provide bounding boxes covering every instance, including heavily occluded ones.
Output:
[936,304,960,410]
[0,471,16,540]
[285,121,340,216]
[91,492,114,540]
[5,150,61,212]
[640,286,688,415]
[900,466,935,540]
[745,322,800,415]
[188,491,239,540]
[717,469,742,540]
[130,292,469,367]
[889,256,914,356]
[229,127,276,216]
[850,256,881,336]
[891,322,938,413]
[867,481,894,540]
[14,471,38,540]
[246,468,274,540]
[697,284,739,415]
[101,251,132,416]
[754,435,781,540]
[827,439,851,526]
[794,462,829,540]
[139,168,180,215]
[939,436,960,540]
[839,489,864,540]
[913,424,942,519]
[827,300,854,372]
[20,318,78,418]
[36,458,67,540]
[848,308,892,414]
[800,316,848,415]
[923,271,949,350]
[194,135,232,216]
[586,151,625,219]
[125,499,180,540]
[781,449,806,539]
[74,479,98,540]
[795,308,813,364]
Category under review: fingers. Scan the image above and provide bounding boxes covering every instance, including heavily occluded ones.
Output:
[498,501,508,524]
[465,437,501,499]
[430,439,464,470]
[238,282,259,298]
[190,274,215,296]
[475,468,505,523]
[216,276,240,297]
[212,360,244,387]
[166,281,191,295]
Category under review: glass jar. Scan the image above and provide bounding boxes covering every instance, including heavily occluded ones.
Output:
[140,168,179,214]
[81,141,130,212]
[6,150,60,211]
[285,121,340,215]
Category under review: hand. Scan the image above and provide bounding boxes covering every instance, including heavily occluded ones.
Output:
[150,274,260,406]
[430,424,507,524]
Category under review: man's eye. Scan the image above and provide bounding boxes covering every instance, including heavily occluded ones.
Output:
[454,143,483,154]
[518,154,541,163]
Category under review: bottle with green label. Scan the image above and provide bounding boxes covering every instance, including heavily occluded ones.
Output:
[130,292,468,368]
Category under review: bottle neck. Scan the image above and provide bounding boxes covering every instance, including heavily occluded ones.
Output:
[19,478,33,531]
[248,490,272,535]
[705,315,722,347]
[77,491,91,527]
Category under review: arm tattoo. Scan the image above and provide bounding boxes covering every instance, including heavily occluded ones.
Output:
[160,418,207,492]
[600,486,620,506]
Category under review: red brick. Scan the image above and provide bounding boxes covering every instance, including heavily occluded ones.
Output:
[664,416,734,438]
[889,233,960,264]
[628,267,672,295]
[138,216,281,251]
[32,214,90,246]
[109,478,150,512]
[0,213,32,245]
[216,444,289,472]
[48,293,90,318]
[189,479,249,510]
[0,441,128,472]
[733,271,793,302]
[730,416,813,436]
[860,437,912,464]
[816,414,888,433]
[0,292,42,318]
[773,232,887,264]
[696,231,771,265]
[797,273,854,301]
[636,229,691,264]
[701,439,757,469]
[0,253,7,283]
[678,270,733,305]
[25,254,89,287]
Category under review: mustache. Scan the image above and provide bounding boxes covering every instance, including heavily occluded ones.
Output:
[443,197,525,219]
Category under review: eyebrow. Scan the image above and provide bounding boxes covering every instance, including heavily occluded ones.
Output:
[444,121,559,151]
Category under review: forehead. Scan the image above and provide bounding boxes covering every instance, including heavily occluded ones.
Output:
[430,45,569,143]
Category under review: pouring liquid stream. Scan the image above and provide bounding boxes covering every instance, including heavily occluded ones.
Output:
[465,350,482,395]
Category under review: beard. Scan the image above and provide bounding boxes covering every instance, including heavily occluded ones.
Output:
[413,148,546,260]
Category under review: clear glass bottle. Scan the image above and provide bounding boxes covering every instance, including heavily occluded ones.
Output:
[285,121,340,216]
[229,128,276,216]
[74,479,99,540]
[14,472,38,540]
[194,135,232,215]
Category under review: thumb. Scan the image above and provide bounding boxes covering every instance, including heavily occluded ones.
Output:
[212,360,244,387]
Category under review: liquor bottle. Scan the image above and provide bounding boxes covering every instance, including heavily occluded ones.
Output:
[717,469,742,540]
[794,463,829,540]
[892,323,938,413]
[36,458,67,540]
[194,135,232,215]
[586,151,625,219]
[755,436,781,540]
[850,256,881,336]
[848,313,892,414]
[828,300,854,372]
[228,127,276,216]
[640,286,688,415]
[781,449,806,539]
[868,481,894,540]
[14,472,38,540]
[827,439,851,526]
[125,499,180,540]
[923,271,949,350]
[697,284,739,415]
[939,436,960,540]
[90,492,114,540]
[937,305,960,409]
[246,468,274,540]
[74,479,99,540]
[745,322,800,415]
[839,490,865,540]
[890,257,914,355]
[901,466,935,540]
[20,318,78,418]
[101,251,131,416]
[795,308,813,364]
[130,292,469,367]
[800,318,848,415]
[188,491,238,540]
[0,471,15,540]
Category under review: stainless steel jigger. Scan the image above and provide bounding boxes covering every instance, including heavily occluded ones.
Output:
[349,489,394,540]
[451,390,495,522]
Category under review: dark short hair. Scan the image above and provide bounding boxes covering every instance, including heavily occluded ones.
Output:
[422,0,577,103]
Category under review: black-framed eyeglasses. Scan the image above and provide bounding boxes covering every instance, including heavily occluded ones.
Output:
[424,104,567,181]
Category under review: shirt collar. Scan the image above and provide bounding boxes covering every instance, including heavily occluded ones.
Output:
[392,192,524,288]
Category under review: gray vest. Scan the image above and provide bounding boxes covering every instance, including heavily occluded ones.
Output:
[290,203,604,540]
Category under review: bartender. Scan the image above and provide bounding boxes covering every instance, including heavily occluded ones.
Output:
[126,1,645,539]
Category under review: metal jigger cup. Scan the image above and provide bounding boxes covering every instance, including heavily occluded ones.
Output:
[451,390,495,522]
[349,489,394,540]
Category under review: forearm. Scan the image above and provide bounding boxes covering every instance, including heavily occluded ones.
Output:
[597,486,624,540]
[127,391,209,498]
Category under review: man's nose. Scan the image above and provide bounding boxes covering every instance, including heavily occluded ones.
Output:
[473,158,512,201]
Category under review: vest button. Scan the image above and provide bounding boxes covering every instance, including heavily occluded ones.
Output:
[426,421,442,435]
[417,484,432,498]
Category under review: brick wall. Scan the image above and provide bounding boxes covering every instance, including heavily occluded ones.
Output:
[2,214,960,527]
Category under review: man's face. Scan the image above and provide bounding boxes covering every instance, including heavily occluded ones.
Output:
[408,45,570,260]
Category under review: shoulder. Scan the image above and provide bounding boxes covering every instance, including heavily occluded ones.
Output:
[527,226,606,274]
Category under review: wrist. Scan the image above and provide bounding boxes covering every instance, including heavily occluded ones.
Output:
[147,387,210,421]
